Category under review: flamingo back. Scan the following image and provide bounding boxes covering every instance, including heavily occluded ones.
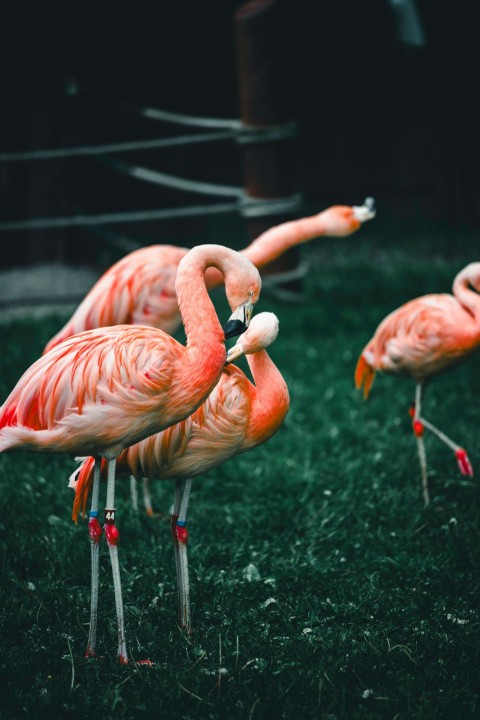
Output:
[43,245,187,354]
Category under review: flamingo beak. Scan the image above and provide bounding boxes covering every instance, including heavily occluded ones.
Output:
[223,300,254,339]
[225,341,245,365]
[223,318,247,339]
[352,197,376,223]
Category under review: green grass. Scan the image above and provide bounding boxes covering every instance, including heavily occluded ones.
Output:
[1,220,480,719]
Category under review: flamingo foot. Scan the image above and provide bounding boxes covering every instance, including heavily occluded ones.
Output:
[455,448,474,477]
[85,645,97,659]
[88,516,103,544]
[175,523,189,545]
[412,419,425,437]
[105,523,120,546]
[118,653,129,666]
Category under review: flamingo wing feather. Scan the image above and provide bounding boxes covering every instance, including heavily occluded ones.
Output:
[357,294,478,385]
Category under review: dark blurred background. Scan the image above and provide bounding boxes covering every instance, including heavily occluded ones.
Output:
[1,0,479,268]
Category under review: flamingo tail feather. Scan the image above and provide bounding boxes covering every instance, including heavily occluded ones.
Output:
[355,355,375,398]
[71,456,96,524]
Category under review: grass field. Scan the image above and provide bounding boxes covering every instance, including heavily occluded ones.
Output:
[1,214,480,719]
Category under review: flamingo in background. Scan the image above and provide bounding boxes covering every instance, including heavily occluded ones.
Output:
[355,262,480,505]
[43,198,375,353]
[0,244,262,664]
[70,312,289,636]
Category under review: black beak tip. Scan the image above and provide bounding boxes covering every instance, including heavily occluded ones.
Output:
[223,318,247,340]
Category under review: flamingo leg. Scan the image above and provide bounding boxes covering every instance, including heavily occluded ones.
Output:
[85,456,102,658]
[171,482,182,621]
[142,477,155,517]
[411,385,474,503]
[412,383,430,506]
[414,417,473,478]
[171,478,193,633]
[104,458,128,664]
[129,475,139,513]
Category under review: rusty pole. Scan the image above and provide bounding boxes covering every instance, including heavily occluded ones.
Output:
[234,0,301,289]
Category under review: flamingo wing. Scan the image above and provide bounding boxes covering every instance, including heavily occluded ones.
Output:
[126,365,252,479]
[72,365,251,521]
[1,325,182,454]
[357,294,477,387]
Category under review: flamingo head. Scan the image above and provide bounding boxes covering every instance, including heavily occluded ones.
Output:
[223,255,262,339]
[226,312,279,364]
[317,197,376,237]
[223,291,256,338]
[176,243,261,340]
[352,197,376,223]
[453,262,480,294]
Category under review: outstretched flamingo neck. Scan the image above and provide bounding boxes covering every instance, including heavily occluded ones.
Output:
[202,208,354,290]
[452,262,480,323]
[241,215,325,271]
[202,204,373,290]
[202,216,319,291]
[240,206,362,269]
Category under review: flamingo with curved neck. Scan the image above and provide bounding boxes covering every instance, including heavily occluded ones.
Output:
[355,262,480,505]
[43,199,375,353]
[70,312,289,636]
[0,243,261,664]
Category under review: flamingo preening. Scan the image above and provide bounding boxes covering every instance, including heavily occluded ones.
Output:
[0,244,262,664]
[355,262,480,505]
[70,312,289,641]
[43,199,375,354]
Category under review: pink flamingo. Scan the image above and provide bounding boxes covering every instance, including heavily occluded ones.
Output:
[70,312,289,637]
[0,244,262,664]
[43,199,375,353]
[355,262,480,505]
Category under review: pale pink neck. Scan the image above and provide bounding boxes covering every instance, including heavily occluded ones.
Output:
[453,265,480,321]
[243,351,289,448]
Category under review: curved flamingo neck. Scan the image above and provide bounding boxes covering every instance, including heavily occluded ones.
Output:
[176,246,227,352]
[243,351,289,448]
[452,264,480,321]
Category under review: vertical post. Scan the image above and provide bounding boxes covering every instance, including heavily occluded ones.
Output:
[26,20,65,264]
[234,0,302,292]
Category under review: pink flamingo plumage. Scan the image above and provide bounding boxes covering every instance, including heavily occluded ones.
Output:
[70,312,289,636]
[0,244,262,663]
[355,262,480,505]
[43,199,375,354]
